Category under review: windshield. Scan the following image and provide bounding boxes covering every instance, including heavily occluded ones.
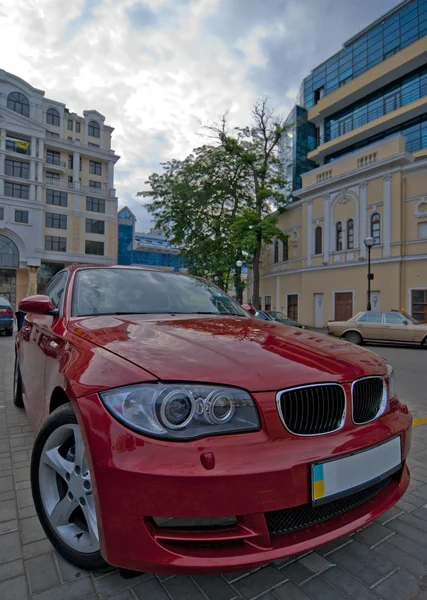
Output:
[72,268,247,318]
[269,311,289,319]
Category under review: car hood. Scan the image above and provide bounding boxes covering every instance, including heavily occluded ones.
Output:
[68,314,387,392]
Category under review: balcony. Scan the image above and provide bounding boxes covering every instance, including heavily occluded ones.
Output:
[45,131,113,155]
[45,178,76,190]
[44,179,113,197]
[45,160,67,172]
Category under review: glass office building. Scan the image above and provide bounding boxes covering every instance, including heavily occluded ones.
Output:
[287,0,427,193]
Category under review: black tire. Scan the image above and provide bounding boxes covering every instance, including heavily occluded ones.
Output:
[5,327,13,337]
[344,331,362,345]
[31,403,107,571]
[13,355,24,408]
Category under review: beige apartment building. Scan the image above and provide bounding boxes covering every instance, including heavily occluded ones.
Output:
[257,0,427,327]
[0,70,120,308]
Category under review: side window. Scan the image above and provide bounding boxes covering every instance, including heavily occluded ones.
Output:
[385,312,405,324]
[43,271,68,310]
[357,312,382,323]
[357,313,369,323]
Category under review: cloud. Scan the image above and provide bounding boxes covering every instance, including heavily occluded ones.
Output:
[0,0,398,231]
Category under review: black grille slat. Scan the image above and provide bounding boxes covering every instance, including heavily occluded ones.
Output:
[353,378,383,424]
[266,477,391,536]
[279,385,345,435]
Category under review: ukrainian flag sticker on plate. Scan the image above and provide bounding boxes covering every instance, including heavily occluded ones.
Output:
[311,436,402,506]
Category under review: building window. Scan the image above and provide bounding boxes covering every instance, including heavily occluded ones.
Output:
[46,212,67,230]
[336,222,343,251]
[0,207,4,220]
[6,137,30,155]
[88,142,100,148]
[264,296,272,311]
[15,210,29,224]
[7,92,30,117]
[67,136,73,141]
[85,240,104,255]
[412,290,427,323]
[347,219,354,249]
[86,197,105,213]
[315,226,322,255]
[287,294,298,321]
[86,218,105,234]
[45,235,67,252]
[89,180,102,189]
[371,213,381,244]
[46,189,68,207]
[76,122,81,133]
[68,154,74,169]
[5,182,29,199]
[46,171,60,182]
[46,150,61,166]
[273,241,279,263]
[67,119,73,131]
[88,121,100,138]
[5,159,29,179]
[68,176,73,184]
[46,108,60,126]
[282,239,289,262]
[89,160,102,176]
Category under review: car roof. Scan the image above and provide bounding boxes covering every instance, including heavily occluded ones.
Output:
[65,264,184,275]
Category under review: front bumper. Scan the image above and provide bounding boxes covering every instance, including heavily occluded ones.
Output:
[76,392,412,575]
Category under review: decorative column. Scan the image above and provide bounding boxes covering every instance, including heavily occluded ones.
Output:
[108,160,114,190]
[30,137,36,199]
[73,151,80,188]
[38,138,44,160]
[0,127,6,196]
[276,276,280,312]
[0,93,6,107]
[99,125,104,150]
[323,195,330,263]
[84,121,88,145]
[307,200,313,266]
[359,183,367,259]
[383,176,391,258]
[27,266,40,297]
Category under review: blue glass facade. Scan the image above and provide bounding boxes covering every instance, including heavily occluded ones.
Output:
[118,208,186,270]
[302,0,427,110]
[284,106,318,192]
[324,64,427,142]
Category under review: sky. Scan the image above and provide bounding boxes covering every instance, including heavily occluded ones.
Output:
[0,0,400,231]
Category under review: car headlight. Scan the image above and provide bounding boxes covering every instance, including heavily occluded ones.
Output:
[100,384,260,440]
[387,364,396,399]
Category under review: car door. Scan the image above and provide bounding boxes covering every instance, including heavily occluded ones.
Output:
[383,312,414,343]
[355,312,384,341]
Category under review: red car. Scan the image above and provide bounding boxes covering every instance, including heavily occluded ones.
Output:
[15,265,411,575]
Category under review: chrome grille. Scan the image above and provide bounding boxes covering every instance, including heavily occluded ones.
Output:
[352,377,384,424]
[277,384,346,435]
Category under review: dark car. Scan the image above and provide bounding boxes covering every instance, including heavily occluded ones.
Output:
[0,295,13,336]
[255,310,273,321]
[267,311,304,328]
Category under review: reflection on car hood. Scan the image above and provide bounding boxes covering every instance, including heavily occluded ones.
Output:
[68,314,387,392]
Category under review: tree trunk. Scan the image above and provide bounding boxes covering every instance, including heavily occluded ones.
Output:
[251,236,262,309]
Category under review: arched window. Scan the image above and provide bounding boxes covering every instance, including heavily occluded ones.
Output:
[371,212,381,244]
[347,219,354,249]
[46,108,60,126]
[282,239,288,262]
[273,241,279,263]
[0,234,19,268]
[7,92,30,117]
[336,222,343,251]
[315,226,322,255]
[88,120,100,138]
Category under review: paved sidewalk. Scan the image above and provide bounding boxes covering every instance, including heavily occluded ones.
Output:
[1,336,427,600]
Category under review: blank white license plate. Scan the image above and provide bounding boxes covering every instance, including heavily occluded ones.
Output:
[312,436,401,505]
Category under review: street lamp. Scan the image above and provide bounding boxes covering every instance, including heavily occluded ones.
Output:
[364,236,375,311]
[236,260,243,304]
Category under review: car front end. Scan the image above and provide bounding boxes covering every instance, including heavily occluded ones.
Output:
[74,354,411,575]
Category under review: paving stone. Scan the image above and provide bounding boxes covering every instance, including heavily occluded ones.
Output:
[16,487,34,509]
[133,578,171,600]
[387,516,427,545]
[282,561,317,585]
[0,499,17,522]
[0,489,15,501]
[32,576,96,600]
[95,570,152,597]
[0,530,21,563]
[233,566,287,599]
[386,533,427,564]
[223,570,256,582]
[317,536,353,556]
[398,512,427,534]
[192,575,238,600]
[412,506,427,521]
[26,553,61,594]
[0,518,18,534]
[302,577,347,600]
[55,553,90,583]
[20,515,46,544]
[0,475,13,492]
[18,504,37,519]
[0,558,24,582]
[322,566,383,600]
[299,553,334,574]
[14,465,30,483]
[22,538,54,559]
[273,581,313,599]
[0,574,29,599]
[0,456,12,470]
[328,540,396,587]
[106,591,135,600]
[374,541,427,578]
[353,523,395,548]
[373,570,425,600]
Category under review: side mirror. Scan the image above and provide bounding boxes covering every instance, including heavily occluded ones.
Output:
[403,319,408,325]
[18,295,57,315]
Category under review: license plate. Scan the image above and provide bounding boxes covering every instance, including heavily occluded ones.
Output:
[312,436,401,505]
